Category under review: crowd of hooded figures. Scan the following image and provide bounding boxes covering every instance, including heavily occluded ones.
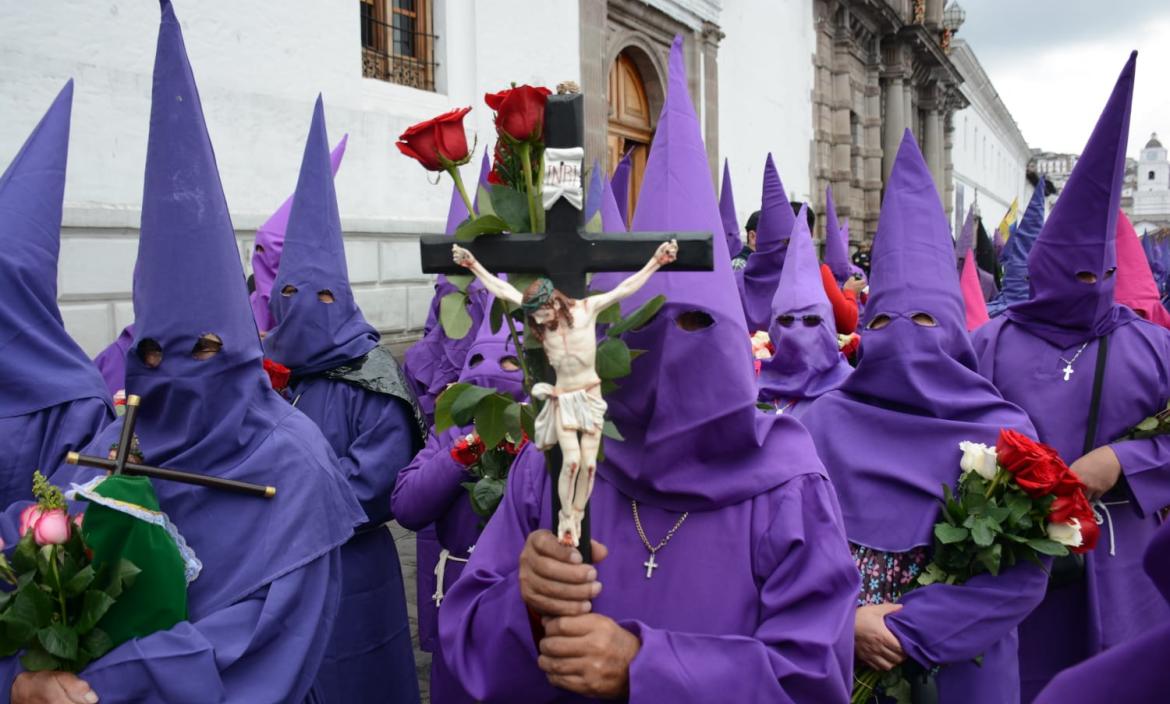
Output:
[2,1,1169,703]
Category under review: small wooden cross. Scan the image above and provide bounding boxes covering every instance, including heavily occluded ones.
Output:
[66,394,276,499]
[419,93,714,561]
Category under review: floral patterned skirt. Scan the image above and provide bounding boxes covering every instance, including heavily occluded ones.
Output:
[851,543,929,606]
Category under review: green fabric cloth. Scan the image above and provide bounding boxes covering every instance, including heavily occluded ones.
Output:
[80,475,188,646]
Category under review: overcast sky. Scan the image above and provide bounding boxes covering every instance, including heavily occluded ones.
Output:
[958,0,1170,157]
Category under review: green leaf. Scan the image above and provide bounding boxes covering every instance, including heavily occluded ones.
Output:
[474,394,514,449]
[12,532,37,574]
[470,477,506,519]
[971,517,997,547]
[80,628,114,661]
[454,213,511,241]
[976,544,1003,576]
[489,186,531,233]
[1026,538,1070,557]
[451,385,496,427]
[608,295,666,337]
[595,338,632,380]
[63,565,96,598]
[8,582,53,633]
[602,419,625,442]
[447,274,474,292]
[934,524,970,544]
[439,292,474,340]
[36,624,78,661]
[595,301,622,326]
[1006,491,1032,525]
[490,298,507,334]
[434,382,472,433]
[77,590,116,633]
[505,274,539,309]
[1136,416,1159,432]
[20,646,59,672]
[503,402,525,442]
[520,404,537,441]
[476,184,496,217]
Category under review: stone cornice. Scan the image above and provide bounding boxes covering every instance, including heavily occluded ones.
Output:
[639,0,722,30]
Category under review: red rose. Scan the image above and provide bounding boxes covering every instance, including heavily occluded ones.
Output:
[397,107,472,171]
[501,433,529,456]
[451,433,486,466]
[1049,491,1100,553]
[485,85,551,143]
[263,358,291,392]
[996,429,1072,498]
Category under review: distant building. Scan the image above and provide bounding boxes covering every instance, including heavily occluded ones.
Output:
[1030,150,1078,194]
[1132,133,1170,235]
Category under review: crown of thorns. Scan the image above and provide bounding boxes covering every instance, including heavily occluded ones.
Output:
[520,278,556,316]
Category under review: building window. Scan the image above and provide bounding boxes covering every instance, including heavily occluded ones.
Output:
[1150,170,1157,181]
[361,0,438,91]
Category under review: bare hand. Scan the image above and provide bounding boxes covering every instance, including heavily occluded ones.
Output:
[655,240,678,266]
[855,603,906,671]
[452,244,476,269]
[12,671,98,704]
[538,613,639,699]
[519,530,608,618]
[843,276,866,294]
[1070,445,1122,501]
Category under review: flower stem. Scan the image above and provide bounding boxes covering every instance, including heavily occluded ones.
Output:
[448,166,475,218]
[851,667,882,704]
[518,142,540,233]
[985,468,1004,499]
[49,546,67,625]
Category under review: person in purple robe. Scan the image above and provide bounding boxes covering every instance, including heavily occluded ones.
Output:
[0,80,113,509]
[3,5,365,701]
[610,148,632,228]
[438,36,858,704]
[822,185,854,286]
[392,307,526,704]
[971,53,1170,702]
[402,153,492,422]
[801,130,1048,704]
[719,158,742,260]
[757,205,851,417]
[740,154,796,332]
[262,97,425,704]
[987,176,1046,317]
[1032,519,1170,703]
[249,134,348,334]
[92,324,134,397]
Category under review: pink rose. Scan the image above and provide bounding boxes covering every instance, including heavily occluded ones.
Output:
[32,509,70,546]
[73,512,84,530]
[19,505,43,537]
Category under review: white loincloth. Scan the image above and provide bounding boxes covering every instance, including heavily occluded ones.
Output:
[531,382,608,449]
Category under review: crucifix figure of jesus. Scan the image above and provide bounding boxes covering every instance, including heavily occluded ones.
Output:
[453,240,678,545]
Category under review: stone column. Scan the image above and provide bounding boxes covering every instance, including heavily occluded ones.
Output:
[702,22,723,181]
[924,108,944,195]
[925,0,943,28]
[883,76,906,182]
[578,0,607,170]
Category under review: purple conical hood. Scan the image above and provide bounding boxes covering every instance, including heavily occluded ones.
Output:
[741,154,795,331]
[457,300,525,401]
[444,150,491,235]
[610,149,632,227]
[988,177,1046,316]
[264,97,379,375]
[956,205,976,261]
[0,81,110,417]
[758,206,851,404]
[590,35,824,512]
[719,159,742,258]
[600,174,626,233]
[1007,53,1139,347]
[250,135,347,333]
[801,130,1035,551]
[823,184,852,283]
[584,160,603,223]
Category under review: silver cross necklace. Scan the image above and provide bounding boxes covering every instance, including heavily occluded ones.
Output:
[1058,341,1091,382]
[631,500,689,579]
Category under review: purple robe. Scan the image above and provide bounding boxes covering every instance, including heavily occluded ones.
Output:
[740,154,795,332]
[610,149,632,227]
[0,79,113,505]
[757,205,851,416]
[93,324,135,397]
[439,35,858,703]
[822,185,852,285]
[263,97,421,703]
[719,159,742,259]
[0,6,365,700]
[1032,519,1170,703]
[802,131,1046,704]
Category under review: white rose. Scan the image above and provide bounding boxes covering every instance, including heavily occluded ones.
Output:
[1047,519,1084,548]
[958,441,998,481]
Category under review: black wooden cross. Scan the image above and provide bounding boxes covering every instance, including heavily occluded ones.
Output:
[419,92,714,560]
[65,394,276,499]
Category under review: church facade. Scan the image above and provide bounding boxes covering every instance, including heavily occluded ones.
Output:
[1132,133,1170,235]
[0,0,1008,355]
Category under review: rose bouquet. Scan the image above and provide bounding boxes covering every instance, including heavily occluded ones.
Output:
[449,430,529,519]
[0,472,140,672]
[852,429,1098,704]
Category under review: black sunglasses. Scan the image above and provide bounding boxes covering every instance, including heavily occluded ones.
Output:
[776,314,823,328]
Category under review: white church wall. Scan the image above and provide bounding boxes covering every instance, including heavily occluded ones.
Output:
[716,0,816,226]
[951,103,1029,227]
[0,0,578,356]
